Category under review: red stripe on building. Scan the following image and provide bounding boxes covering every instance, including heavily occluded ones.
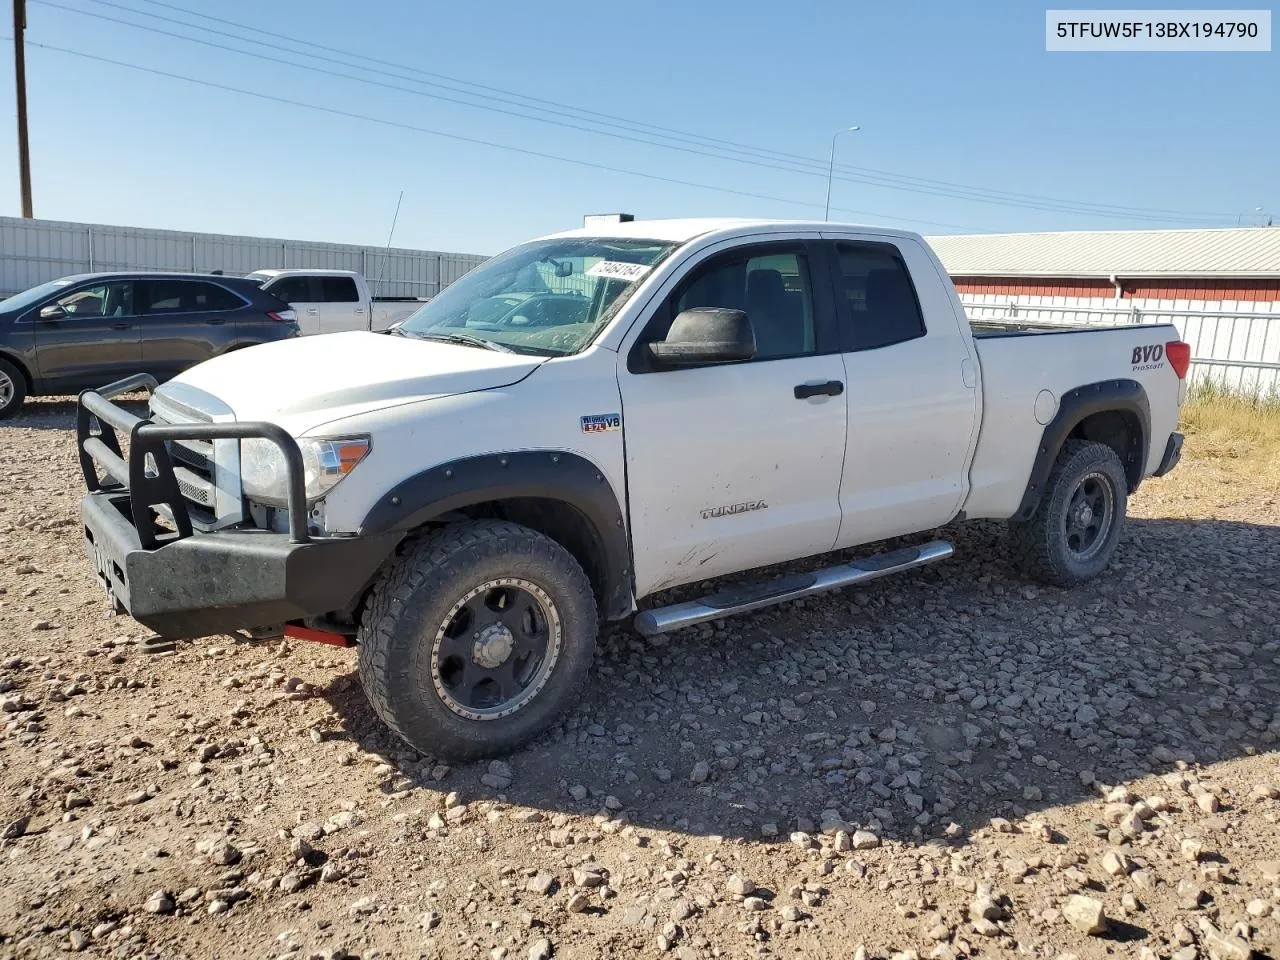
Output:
[952,277,1280,302]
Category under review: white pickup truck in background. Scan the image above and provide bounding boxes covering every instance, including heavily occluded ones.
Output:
[246,268,429,335]
[78,218,1187,760]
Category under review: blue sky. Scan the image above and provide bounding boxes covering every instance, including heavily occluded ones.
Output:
[0,0,1275,254]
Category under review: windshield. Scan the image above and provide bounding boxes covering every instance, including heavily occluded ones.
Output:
[397,237,677,356]
[1,277,79,313]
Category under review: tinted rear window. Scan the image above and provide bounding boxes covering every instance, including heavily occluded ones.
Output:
[143,280,244,314]
[320,276,359,302]
[834,243,926,351]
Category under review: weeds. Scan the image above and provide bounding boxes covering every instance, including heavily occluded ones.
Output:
[1179,380,1280,484]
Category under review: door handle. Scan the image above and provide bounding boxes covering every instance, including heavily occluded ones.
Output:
[205,318,226,325]
[794,380,844,399]
[109,322,131,330]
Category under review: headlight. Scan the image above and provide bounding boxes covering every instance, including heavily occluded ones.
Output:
[240,436,371,506]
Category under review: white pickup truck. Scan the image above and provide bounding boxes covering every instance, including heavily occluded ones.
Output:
[77,218,1186,760]
[246,269,428,335]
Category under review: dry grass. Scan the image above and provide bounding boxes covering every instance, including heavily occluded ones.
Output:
[1173,383,1280,496]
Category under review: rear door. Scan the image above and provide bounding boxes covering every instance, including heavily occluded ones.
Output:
[822,235,980,547]
[30,279,141,390]
[138,279,247,379]
[619,238,849,596]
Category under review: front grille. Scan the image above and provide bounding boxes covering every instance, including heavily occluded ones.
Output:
[148,394,224,528]
[175,470,214,507]
[170,437,213,474]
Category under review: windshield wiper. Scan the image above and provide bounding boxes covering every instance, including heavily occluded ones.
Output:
[415,331,514,353]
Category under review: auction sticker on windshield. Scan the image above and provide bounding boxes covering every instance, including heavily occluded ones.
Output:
[586,261,652,282]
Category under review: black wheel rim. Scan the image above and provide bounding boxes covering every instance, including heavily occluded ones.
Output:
[1062,470,1115,561]
[430,578,562,721]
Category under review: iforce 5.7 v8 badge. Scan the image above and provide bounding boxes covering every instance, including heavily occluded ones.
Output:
[580,413,621,433]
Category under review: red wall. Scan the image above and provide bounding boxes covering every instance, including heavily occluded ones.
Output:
[953,277,1280,302]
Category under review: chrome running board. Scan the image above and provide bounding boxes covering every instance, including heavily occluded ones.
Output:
[633,539,954,636]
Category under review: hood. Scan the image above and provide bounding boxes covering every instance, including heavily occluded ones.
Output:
[163,332,543,434]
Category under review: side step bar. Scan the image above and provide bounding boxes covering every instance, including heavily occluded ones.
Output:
[633,540,953,636]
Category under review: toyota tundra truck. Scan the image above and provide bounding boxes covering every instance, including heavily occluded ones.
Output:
[75,219,1187,760]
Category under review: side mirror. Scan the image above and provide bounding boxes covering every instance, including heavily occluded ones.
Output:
[647,308,755,367]
[39,303,67,321]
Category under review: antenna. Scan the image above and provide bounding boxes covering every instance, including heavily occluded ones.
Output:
[373,190,404,300]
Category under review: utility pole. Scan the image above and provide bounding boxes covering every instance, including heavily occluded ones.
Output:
[13,0,33,218]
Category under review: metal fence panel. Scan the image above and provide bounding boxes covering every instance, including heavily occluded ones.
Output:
[0,215,489,302]
[961,293,1280,397]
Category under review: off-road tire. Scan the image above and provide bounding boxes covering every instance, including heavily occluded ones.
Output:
[1009,439,1128,588]
[357,519,598,761]
[0,358,27,418]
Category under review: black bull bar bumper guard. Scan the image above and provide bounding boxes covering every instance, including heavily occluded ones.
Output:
[76,374,396,638]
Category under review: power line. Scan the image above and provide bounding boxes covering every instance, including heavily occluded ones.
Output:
[121,0,1232,223]
[19,36,982,231]
[38,0,1234,225]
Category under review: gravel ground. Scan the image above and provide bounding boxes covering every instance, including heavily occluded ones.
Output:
[1,397,1278,960]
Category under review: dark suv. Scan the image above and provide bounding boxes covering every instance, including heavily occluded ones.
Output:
[0,272,299,417]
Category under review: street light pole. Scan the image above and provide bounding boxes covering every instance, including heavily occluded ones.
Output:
[12,0,33,218]
[1237,206,1263,227]
[824,125,860,221]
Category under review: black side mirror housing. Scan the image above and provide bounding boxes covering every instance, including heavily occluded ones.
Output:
[647,308,755,367]
[38,303,67,321]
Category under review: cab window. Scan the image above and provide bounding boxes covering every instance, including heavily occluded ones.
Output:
[834,243,926,351]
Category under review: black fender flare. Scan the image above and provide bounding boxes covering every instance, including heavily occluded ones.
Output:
[1013,379,1150,521]
[359,451,633,619]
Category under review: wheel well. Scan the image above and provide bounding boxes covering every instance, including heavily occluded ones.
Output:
[0,352,33,392]
[1067,409,1144,491]
[438,497,613,619]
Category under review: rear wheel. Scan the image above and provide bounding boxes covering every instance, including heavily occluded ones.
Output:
[1009,440,1128,587]
[357,520,597,760]
[0,358,27,418]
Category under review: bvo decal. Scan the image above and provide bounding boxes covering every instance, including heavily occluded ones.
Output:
[1132,344,1165,368]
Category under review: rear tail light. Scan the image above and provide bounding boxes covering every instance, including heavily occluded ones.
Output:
[1166,340,1191,379]
[268,309,297,323]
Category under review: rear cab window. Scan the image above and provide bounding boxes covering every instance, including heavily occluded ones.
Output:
[832,242,927,352]
[319,276,360,302]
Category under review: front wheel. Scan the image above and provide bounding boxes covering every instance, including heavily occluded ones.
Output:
[357,520,598,761]
[0,358,27,419]
[1008,439,1128,587]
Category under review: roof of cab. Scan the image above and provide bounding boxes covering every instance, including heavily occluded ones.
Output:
[248,268,359,278]
[541,217,924,245]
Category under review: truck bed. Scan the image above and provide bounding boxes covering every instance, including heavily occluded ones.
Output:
[962,320,1183,520]
[969,318,1171,338]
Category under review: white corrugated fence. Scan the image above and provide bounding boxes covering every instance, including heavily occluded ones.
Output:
[0,215,488,299]
[962,293,1280,398]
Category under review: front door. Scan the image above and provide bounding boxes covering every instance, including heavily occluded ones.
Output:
[619,240,848,597]
[315,275,366,333]
[31,280,141,390]
[265,276,322,334]
[823,235,980,547]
